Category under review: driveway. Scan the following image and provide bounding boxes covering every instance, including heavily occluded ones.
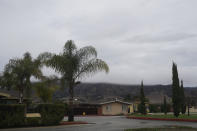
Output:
[1,116,197,131]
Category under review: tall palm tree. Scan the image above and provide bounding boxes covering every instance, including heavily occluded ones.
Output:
[39,40,109,121]
[2,52,43,103]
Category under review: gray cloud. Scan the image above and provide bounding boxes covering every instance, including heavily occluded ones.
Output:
[1,0,197,86]
[122,32,197,44]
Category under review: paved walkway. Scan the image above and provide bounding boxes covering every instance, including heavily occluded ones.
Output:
[1,116,197,131]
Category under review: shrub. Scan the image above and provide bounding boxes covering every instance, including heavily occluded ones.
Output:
[149,104,161,113]
[0,104,25,128]
[64,103,68,115]
[37,104,65,125]
[26,103,39,113]
[161,104,171,113]
[53,101,68,115]
[25,117,41,126]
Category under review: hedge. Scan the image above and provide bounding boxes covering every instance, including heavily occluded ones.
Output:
[0,104,25,128]
[25,117,41,126]
[0,104,66,128]
[37,104,65,126]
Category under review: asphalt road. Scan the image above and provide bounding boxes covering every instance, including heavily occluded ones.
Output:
[1,116,197,131]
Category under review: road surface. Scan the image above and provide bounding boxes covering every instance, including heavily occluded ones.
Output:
[1,116,197,131]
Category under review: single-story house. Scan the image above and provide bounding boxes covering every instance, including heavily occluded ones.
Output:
[73,103,101,115]
[0,92,19,104]
[100,99,132,115]
[0,89,31,104]
[0,92,11,98]
[186,106,197,113]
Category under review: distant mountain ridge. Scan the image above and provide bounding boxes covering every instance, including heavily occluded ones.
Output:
[1,82,197,104]
[53,82,197,104]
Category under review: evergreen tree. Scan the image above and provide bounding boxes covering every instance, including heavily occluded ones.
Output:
[172,62,181,117]
[187,97,191,116]
[138,81,146,115]
[180,80,186,114]
[163,96,167,115]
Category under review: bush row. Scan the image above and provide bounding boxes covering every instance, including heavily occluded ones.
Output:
[149,104,171,113]
[37,104,65,126]
[0,104,66,128]
[0,104,25,128]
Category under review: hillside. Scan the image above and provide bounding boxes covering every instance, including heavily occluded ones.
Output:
[53,83,197,104]
[1,82,197,104]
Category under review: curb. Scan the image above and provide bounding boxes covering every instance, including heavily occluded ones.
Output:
[126,116,197,122]
[64,115,126,117]
[60,121,89,125]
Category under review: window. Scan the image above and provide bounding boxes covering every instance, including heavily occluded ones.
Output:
[122,104,127,111]
[106,105,111,111]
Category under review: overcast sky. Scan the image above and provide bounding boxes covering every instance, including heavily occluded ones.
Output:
[1,0,197,86]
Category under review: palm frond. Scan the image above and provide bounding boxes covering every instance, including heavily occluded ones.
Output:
[63,40,77,55]
[75,58,109,79]
[46,55,68,74]
[23,52,32,61]
[76,46,97,61]
[37,52,54,63]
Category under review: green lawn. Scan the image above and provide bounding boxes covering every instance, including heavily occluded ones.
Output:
[130,114,197,120]
[125,126,197,131]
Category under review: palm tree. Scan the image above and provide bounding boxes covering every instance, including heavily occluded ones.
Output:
[2,52,43,103]
[0,71,16,90]
[39,40,109,121]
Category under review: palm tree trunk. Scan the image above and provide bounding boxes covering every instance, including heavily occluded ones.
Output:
[68,83,74,121]
[19,86,24,104]
[25,77,31,98]
[187,98,190,116]
[19,79,24,104]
